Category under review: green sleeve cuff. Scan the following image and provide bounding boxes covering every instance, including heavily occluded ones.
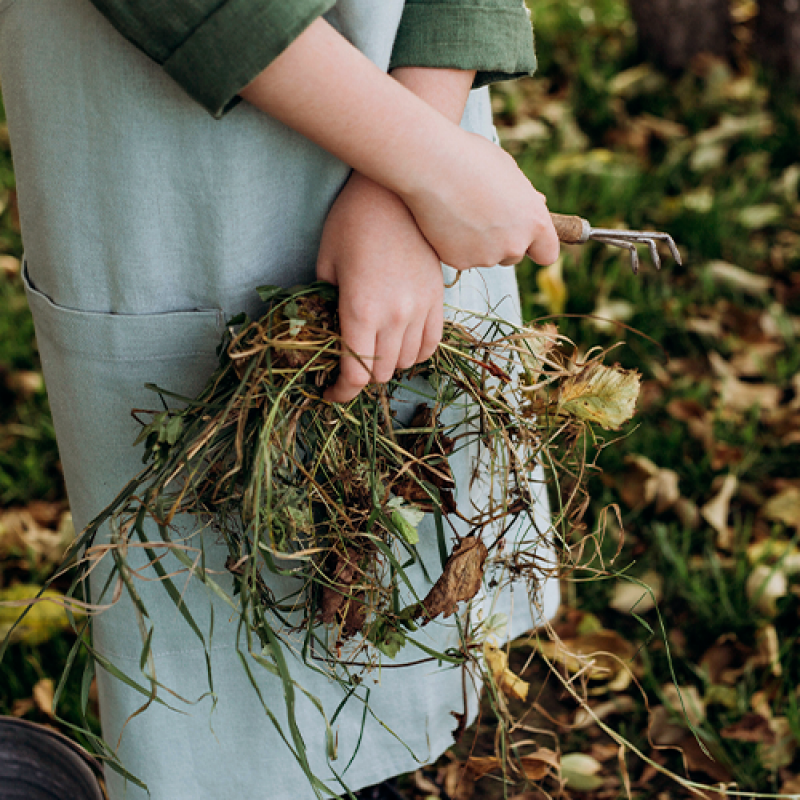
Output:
[162,0,335,117]
[389,1,537,87]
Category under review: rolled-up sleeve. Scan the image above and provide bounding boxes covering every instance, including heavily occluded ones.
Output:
[90,0,335,117]
[389,0,537,87]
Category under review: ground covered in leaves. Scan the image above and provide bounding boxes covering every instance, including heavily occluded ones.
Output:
[2,1,800,798]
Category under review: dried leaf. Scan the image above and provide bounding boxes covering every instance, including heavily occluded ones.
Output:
[609,571,663,615]
[560,753,604,792]
[0,584,83,646]
[746,564,788,617]
[536,630,636,690]
[417,536,488,622]
[756,624,782,677]
[662,684,706,729]
[535,257,567,315]
[762,487,800,531]
[0,254,20,278]
[32,678,55,717]
[484,643,529,702]
[589,296,634,332]
[704,260,773,294]
[559,363,640,430]
[700,474,738,549]
[619,454,680,512]
[573,696,637,729]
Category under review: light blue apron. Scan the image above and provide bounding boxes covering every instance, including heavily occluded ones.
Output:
[0,2,559,797]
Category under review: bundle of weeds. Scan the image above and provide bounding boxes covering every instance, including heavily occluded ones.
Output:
[69,283,637,666]
[6,282,640,792]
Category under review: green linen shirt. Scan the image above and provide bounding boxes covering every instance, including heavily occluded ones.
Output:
[89,0,536,117]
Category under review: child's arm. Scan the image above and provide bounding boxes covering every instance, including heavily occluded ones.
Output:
[239,18,559,271]
[316,67,475,403]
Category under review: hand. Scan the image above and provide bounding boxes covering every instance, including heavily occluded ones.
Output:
[317,172,445,403]
[240,22,559,272]
[400,129,561,271]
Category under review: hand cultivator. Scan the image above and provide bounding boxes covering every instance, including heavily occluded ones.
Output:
[551,212,682,274]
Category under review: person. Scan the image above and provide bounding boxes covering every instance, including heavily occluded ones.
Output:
[0,1,562,798]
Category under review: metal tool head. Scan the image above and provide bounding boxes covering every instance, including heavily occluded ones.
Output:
[589,228,683,274]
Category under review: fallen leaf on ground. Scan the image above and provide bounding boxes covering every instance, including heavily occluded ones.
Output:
[560,753,604,792]
[746,563,788,617]
[700,474,738,549]
[536,630,637,691]
[0,584,84,646]
[573,696,637,728]
[32,678,55,717]
[619,454,680,513]
[535,258,567,314]
[761,486,800,531]
[484,643,529,702]
[704,260,773,294]
[609,570,663,614]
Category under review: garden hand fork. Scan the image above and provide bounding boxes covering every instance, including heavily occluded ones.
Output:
[551,212,682,274]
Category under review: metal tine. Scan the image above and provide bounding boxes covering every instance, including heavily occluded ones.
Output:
[590,228,682,267]
[591,236,642,274]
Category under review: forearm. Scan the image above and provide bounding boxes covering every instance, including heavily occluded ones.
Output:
[239,18,465,199]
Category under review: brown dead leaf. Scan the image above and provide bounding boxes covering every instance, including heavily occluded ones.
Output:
[679,737,732,784]
[573,696,637,729]
[412,770,440,796]
[11,698,35,718]
[710,442,745,471]
[721,712,774,743]
[441,762,473,800]
[0,507,73,566]
[417,536,487,622]
[700,634,755,685]
[762,486,800,531]
[466,749,559,783]
[700,474,738,550]
[5,370,44,397]
[662,684,705,729]
[704,260,773,295]
[619,454,680,513]
[0,254,20,278]
[756,624,782,677]
[32,678,55,717]
[673,497,700,530]
[536,630,637,691]
[710,351,783,419]
[729,341,784,378]
[666,398,714,449]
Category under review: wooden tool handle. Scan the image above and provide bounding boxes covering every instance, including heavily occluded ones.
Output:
[550,212,590,245]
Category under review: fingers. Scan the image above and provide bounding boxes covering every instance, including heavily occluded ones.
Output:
[527,210,561,266]
[323,322,375,404]
[324,307,443,404]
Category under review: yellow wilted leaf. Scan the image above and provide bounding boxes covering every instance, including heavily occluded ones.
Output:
[558,363,640,430]
[535,257,567,315]
[484,643,529,701]
[535,630,636,692]
[0,584,84,646]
